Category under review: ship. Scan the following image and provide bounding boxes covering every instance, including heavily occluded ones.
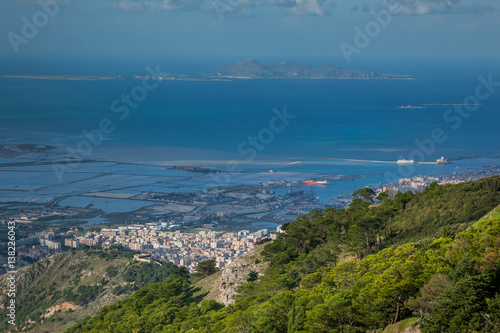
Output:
[399,105,426,109]
[396,159,415,164]
[302,179,330,185]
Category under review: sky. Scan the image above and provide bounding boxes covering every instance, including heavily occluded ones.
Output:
[0,0,499,71]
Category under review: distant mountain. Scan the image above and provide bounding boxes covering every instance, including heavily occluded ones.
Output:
[213,59,392,79]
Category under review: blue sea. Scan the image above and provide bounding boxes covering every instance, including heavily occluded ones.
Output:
[1,57,499,200]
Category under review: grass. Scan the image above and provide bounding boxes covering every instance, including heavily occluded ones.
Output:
[470,204,500,229]
[382,317,420,333]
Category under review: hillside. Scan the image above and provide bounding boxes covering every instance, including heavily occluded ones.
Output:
[66,176,500,332]
[0,249,176,332]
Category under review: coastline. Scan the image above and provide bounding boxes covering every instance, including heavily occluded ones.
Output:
[1,74,413,81]
[1,141,499,226]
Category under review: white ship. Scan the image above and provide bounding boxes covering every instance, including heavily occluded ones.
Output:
[396,159,415,164]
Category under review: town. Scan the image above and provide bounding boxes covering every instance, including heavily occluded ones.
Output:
[65,222,283,272]
[0,222,283,273]
[1,164,500,274]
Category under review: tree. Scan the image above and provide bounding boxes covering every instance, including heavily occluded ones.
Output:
[106,265,117,277]
[352,188,375,202]
[406,274,452,321]
[200,300,224,315]
[422,274,495,332]
[304,290,356,333]
[376,191,389,201]
[172,266,191,282]
[247,271,259,282]
[195,259,218,278]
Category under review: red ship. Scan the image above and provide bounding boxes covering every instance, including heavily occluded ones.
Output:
[302,179,330,185]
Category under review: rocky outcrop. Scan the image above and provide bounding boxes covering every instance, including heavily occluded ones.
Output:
[43,302,79,318]
[196,244,269,305]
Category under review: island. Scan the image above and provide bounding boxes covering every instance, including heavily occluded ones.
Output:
[170,166,222,174]
[2,59,409,81]
[212,59,395,79]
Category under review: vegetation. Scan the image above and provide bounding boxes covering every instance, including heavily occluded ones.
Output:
[123,261,178,290]
[0,249,177,332]
[195,259,219,279]
[247,271,259,282]
[62,176,500,332]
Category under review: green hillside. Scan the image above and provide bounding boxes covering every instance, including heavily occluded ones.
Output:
[66,176,500,332]
[0,249,176,332]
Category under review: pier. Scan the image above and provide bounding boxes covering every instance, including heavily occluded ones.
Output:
[321,157,444,165]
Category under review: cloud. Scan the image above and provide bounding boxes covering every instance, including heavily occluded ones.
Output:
[382,0,494,15]
[114,0,201,13]
[265,0,295,7]
[113,0,332,16]
[286,0,330,16]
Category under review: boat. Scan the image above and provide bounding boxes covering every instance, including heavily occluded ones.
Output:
[302,179,330,185]
[399,105,426,109]
[396,159,415,164]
